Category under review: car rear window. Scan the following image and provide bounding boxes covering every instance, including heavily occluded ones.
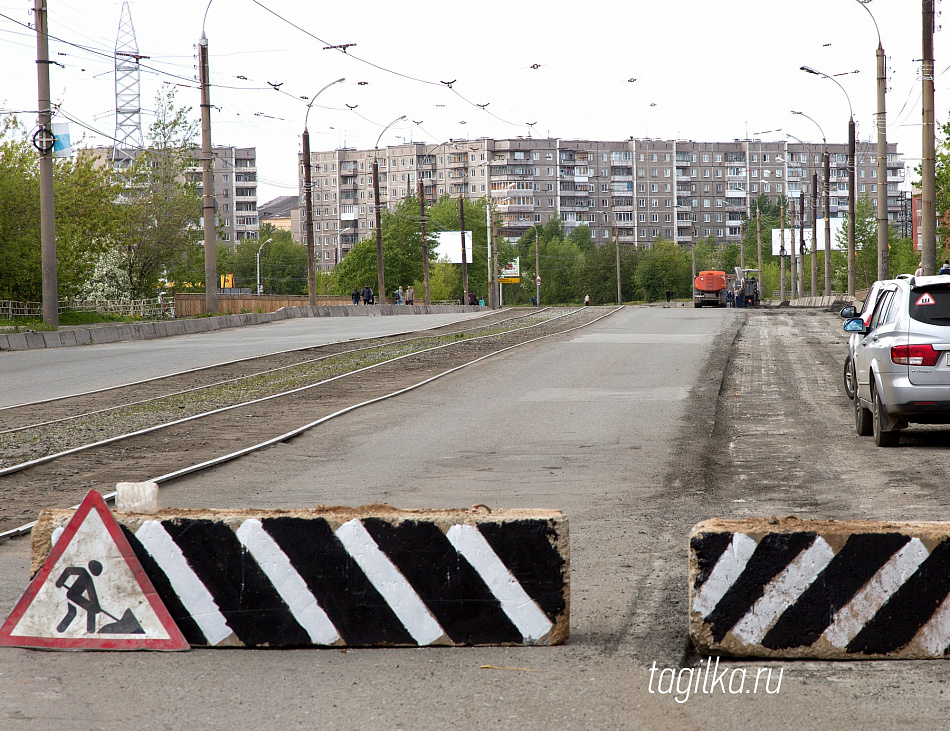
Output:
[909,284,950,325]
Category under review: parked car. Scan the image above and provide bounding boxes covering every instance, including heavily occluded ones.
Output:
[842,274,950,446]
[840,280,889,400]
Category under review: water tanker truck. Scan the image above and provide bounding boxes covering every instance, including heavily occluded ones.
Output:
[693,270,727,308]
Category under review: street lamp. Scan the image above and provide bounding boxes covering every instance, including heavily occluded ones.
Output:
[790,112,832,296]
[853,0,890,282]
[256,237,273,295]
[302,78,345,307]
[372,115,407,306]
[801,64,856,296]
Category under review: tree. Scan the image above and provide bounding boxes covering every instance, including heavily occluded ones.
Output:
[108,85,202,299]
[634,240,690,302]
[0,117,117,302]
[837,196,886,291]
[227,224,309,295]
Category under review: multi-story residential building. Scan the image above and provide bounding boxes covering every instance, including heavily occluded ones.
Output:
[298,137,904,270]
[95,145,260,247]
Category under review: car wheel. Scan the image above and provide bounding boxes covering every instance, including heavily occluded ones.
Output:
[694,302,702,308]
[843,354,856,400]
[854,387,873,436]
[872,388,900,447]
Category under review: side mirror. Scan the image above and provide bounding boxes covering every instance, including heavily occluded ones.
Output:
[839,305,857,319]
[843,318,867,334]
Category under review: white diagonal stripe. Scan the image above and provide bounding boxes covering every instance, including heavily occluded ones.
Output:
[691,533,757,617]
[446,524,554,642]
[732,537,835,646]
[334,519,445,646]
[135,520,233,646]
[236,519,341,646]
[916,591,950,655]
[823,537,929,649]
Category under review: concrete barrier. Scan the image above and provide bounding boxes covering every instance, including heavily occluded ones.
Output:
[0,304,488,352]
[690,517,950,659]
[33,505,569,648]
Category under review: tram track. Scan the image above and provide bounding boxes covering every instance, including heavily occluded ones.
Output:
[0,306,620,538]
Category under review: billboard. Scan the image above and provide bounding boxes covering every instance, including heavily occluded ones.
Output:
[432,231,473,264]
[499,257,520,283]
[770,218,847,256]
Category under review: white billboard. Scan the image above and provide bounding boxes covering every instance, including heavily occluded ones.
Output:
[432,231,473,263]
[770,218,847,256]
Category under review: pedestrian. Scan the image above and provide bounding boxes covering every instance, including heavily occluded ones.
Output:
[665,288,672,303]
[469,291,478,306]
[395,286,404,305]
[352,287,360,305]
[531,296,537,306]
[915,262,924,278]
[727,290,735,308]
[584,294,590,306]
[369,287,375,305]
[941,260,950,275]
[361,285,372,305]
[406,285,414,306]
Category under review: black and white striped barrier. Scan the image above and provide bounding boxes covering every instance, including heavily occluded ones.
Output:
[33,508,569,648]
[690,517,950,659]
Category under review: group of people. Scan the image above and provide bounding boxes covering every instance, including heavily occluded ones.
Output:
[914,261,950,277]
[727,289,748,308]
[350,286,415,305]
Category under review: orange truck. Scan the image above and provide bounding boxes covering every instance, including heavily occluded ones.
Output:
[693,270,728,308]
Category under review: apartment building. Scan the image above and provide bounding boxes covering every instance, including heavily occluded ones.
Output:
[94,145,260,247]
[299,137,904,269]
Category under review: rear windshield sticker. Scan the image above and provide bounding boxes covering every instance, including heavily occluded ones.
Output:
[915,292,936,306]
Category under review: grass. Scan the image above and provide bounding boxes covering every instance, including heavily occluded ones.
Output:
[0,310,150,331]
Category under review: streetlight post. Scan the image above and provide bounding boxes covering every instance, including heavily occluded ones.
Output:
[256,237,273,295]
[801,65,856,296]
[302,78,345,308]
[854,0,889,281]
[373,115,407,306]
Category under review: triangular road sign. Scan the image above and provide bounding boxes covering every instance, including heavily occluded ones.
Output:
[0,490,189,651]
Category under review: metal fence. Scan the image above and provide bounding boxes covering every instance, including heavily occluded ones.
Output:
[0,297,171,321]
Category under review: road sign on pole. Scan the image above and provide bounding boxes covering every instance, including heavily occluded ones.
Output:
[0,490,188,651]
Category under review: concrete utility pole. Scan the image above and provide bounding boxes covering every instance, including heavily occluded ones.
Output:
[848,118,856,295]
[535,223,542,306]
[485,201,495,309]
[616,240,622,305]
[459,197,469,305]
[780,202,787,301]
[756,207,763,291]
[372,157,384,304]
[418,179,430,305]
[34,0,57,326]
[799,191,806,298]
[921,0,937,275]
[790,197,797,300]
[812,172,818,295]
[198,31,217,315]
[302,78,344,307]
[825,150,832,295]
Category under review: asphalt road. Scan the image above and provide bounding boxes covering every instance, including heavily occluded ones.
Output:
[4,306,950,729]
[0,310,489,408]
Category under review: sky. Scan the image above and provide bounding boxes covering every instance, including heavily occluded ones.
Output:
[1,0,948,205]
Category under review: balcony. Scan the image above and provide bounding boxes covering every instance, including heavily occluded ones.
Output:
[495,204,535,213]
[340,210,358,221]
[725,189,746,198]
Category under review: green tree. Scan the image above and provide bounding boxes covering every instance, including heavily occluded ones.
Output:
[108,85,202,298]
[634,240,690,302]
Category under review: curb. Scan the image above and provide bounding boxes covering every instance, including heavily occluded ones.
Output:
[690,517,950,659]
[33,506,569,648]
[0,304,486,352]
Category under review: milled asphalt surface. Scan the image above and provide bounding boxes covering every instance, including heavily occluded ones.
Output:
[0,310,489,408]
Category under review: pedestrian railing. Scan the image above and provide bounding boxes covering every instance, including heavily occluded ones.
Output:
[0,297,172,321]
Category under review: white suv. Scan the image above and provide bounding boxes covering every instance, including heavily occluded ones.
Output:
[843,275,950,446]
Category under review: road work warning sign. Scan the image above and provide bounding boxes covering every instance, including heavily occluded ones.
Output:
[0,490,188,651]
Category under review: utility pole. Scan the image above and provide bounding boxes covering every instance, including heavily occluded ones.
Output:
[615,239,622,305]
[459,197,469,305]
[811,171,818,295]
[825,150,832,295]
[799,190,806,298]
[373,156,385,304]
[921,0,937,275]
[848,118,856,296]
[756,207,763,291]
[485,201,495,309]
[739,220,745,270]
[34,0,57,326]
[418,179,430,305]
[535,223,542,306]
[780,202,787,301]
[876,40,889,281]
[790,197,797,300]
[198,31,217,315]
[302,127,316,306]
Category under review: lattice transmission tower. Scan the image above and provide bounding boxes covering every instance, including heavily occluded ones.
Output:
[112,1,146,162]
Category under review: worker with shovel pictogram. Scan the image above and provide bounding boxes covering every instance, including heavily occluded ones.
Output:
[55,560,144,634]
